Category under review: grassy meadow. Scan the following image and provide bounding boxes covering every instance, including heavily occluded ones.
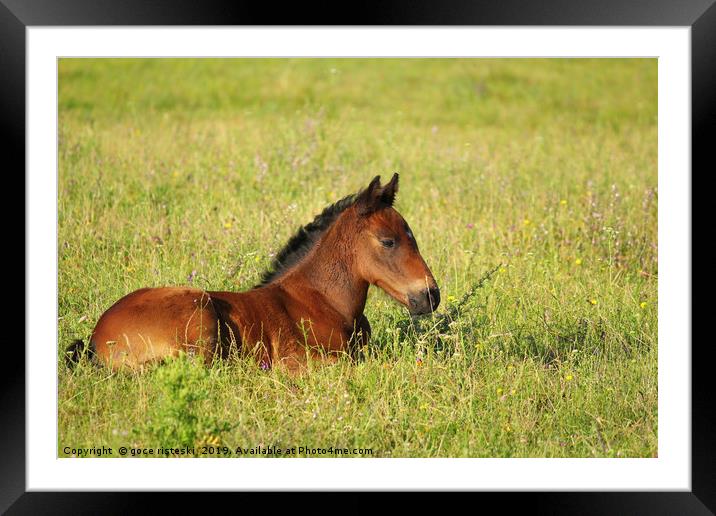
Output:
[58,59,658,458]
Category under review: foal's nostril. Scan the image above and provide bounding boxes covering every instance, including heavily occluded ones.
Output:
[408,287,440,315]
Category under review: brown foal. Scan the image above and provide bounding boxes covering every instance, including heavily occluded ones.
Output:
[68,174,440,373]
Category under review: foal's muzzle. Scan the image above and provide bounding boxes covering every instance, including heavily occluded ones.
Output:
[408,287,440,316]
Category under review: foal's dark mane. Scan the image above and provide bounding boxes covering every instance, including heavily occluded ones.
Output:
[255,191,360,287]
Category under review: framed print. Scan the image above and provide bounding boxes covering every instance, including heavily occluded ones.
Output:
[6,0,712,512]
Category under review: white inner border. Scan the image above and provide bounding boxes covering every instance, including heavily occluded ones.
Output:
[27,27,691,491]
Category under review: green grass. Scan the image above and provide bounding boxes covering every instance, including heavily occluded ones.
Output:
[58,58,657,458]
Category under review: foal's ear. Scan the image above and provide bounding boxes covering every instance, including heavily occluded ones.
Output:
[384,172,399,198]
[366,175,382,196]
[357,173,399,215]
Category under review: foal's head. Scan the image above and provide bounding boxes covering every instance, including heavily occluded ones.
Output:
[352,174,440,316]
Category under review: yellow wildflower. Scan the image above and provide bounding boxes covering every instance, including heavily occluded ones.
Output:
[560,199,567,206]
[574,258,582,265]
[565,374,574,381]
[640,301,647,309]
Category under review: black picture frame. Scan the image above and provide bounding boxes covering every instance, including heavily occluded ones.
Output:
[5,0,711,513]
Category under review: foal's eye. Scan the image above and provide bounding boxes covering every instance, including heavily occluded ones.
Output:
[381,239,395,248]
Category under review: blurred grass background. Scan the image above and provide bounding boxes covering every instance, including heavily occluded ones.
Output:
[58,58,657,457]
